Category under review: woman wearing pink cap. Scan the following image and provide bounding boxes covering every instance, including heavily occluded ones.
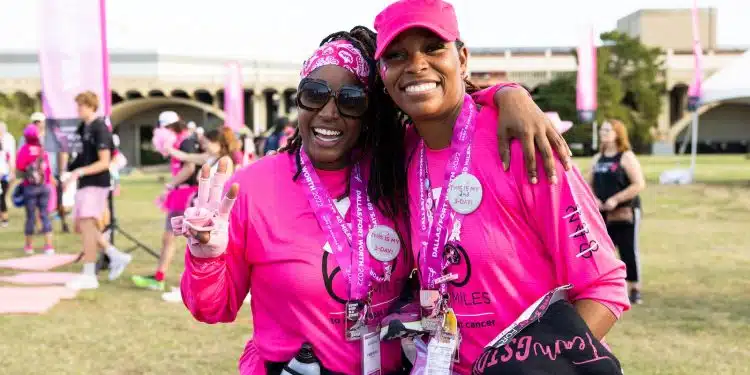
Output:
[373,0,629,374]
[175,26,573,375]
[16,124,55,255]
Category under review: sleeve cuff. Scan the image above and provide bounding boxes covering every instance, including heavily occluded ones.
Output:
[471,83,526,107]
[186,249,226,272]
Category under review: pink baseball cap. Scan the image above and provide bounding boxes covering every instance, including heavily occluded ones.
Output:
[374,0,460,60]
[23,123,41,144]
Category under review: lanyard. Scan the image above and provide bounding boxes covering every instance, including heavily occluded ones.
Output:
[417,94,478,293]
[299,152,390,300]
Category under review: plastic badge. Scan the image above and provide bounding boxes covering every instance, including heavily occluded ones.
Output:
[425,309,459,375]
[362,331,382,375]
[345,301,368,341]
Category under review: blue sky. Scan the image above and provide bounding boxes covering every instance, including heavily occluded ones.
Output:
[1,0,747,61]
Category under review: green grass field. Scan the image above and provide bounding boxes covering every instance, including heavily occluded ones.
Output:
[0,155,748,375]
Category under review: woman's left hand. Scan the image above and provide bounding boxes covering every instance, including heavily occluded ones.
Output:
[495,88,572,184]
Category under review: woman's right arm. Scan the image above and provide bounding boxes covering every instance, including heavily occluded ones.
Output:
[167,147,211,165]
[180,163,252,323]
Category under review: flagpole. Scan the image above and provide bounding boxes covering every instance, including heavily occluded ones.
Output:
[689,112,699,175]
[687,0,703,181]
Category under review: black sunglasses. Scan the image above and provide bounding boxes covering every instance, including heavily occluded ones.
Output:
[296,78,369,118]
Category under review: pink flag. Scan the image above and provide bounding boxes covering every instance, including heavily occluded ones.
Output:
[576,26,597,123]
[224,62,245,131]
[39,0,110,119]
[687,0,704,110]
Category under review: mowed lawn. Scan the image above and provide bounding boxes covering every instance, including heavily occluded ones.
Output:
[0,155,748,375]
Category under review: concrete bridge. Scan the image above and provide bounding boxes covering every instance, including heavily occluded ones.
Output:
[1,46,746,164]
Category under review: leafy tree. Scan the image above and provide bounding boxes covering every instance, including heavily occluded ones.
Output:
[532,31,665,153]
[0,92,36,136]
[597,31,665,152]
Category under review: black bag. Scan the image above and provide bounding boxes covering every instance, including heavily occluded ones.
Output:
[472,300,623,375]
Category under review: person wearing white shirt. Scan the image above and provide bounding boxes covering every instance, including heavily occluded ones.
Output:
[0,121,16,227]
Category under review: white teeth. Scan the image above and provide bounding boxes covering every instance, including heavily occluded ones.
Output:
[313,128,342,137]
[405,82,437,93]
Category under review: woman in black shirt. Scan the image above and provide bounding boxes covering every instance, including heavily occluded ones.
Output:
[588,119,646,304]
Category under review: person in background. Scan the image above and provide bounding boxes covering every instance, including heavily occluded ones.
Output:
[16,124,54,255]
[132,111,201,291]
[253,135,266,160]
[219,126,243,166]
[64,91,132,290]
[0,121,15,227]
[262,116,290,155]
[279,119,296,150]
[167,126,240,172]
[28,111,71,233]
[589,119,647,305]
[186,121,197,137]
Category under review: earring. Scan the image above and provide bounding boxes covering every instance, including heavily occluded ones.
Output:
[383,87,388,94]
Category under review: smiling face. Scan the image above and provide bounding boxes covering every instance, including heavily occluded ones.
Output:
[379,28,468,124]
[297,65,364,170]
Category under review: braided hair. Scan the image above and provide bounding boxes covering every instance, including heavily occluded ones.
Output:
[281,26,408,223]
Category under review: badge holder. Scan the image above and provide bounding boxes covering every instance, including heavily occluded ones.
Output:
[361,331,382,375]
[425,309,459,375]
[345,300,371,341]
[420,290,443,333]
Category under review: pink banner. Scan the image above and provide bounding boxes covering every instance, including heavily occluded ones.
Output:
[687,0,704,109]
[38,0,110,119]
[576,26,597,121]
[224,62,245,130]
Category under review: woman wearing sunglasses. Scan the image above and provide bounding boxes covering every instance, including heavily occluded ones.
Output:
[174,26,571,375]
[372,0,630,374]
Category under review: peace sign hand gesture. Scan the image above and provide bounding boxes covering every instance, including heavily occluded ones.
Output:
[171,157,240,258]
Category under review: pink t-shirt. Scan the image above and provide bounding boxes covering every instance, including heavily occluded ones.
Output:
[405,101,629,374]
[16,144,52,186]
[181,153,412,375]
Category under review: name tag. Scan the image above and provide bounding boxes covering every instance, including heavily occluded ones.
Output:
[362,331,382,375]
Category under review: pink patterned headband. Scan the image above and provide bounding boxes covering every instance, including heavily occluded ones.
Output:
[300,40,370,86]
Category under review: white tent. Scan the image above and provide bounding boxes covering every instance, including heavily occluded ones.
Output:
[661,49,750,185]
[701,50,750,105]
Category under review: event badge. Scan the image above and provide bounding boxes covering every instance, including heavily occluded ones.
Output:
[345,300,369,341]
[425,309,459,375]
[420,290,442,333]
[361,331,382,375]
[447,173,482,215]
[367,225,401,262]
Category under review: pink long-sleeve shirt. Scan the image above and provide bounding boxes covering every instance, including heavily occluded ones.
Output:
[405,97,629,374]
[181,153,412,375]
